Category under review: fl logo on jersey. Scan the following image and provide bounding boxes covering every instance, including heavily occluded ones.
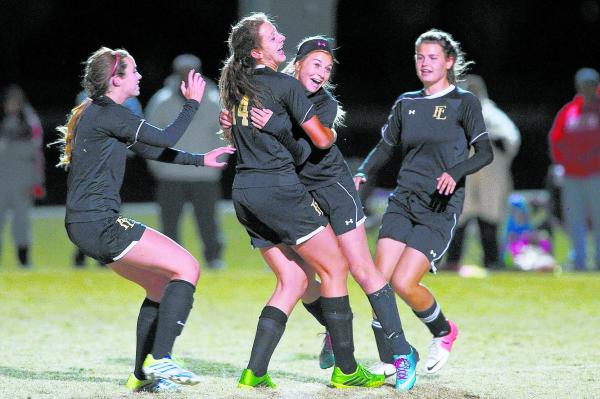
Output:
[432,105,447,120]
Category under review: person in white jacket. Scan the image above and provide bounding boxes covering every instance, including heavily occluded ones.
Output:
[445,74,521,270]
[145,54,228,269]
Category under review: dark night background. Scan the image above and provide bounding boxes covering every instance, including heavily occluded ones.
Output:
[1,0,598,204]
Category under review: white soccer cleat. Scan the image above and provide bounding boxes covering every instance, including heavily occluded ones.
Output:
[142,354,201,385]
[369,361,397,385]
[424,320,459,374]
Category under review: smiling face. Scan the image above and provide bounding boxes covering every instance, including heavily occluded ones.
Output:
[117,56,142,98]
[415,42,454,90]
[252,22,286,69]
[295,50,333,93]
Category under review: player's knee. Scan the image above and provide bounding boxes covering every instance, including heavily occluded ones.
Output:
[349,263,370,288]
[178,256,200,285]
[321,259,349,282]
[279,269,308,299]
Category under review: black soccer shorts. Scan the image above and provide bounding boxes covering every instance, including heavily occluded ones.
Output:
[233,183,328,248]
[310,175,366,236]
[66,215,146,264]
[378,191,458,273]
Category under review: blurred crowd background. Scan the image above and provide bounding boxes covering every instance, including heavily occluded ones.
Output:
[0,0,599,270]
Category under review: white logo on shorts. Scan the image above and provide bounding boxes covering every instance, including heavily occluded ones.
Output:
[345,219,354,226]
[430,249,437,258]
[409,109,416,115]
[176,321,185,327]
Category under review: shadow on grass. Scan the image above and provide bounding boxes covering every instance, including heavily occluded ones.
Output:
[0,366,120,384]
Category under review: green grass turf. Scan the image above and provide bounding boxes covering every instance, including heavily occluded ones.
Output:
[0,207,599,398]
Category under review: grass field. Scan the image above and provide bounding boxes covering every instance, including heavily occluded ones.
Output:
[1,204,599,398]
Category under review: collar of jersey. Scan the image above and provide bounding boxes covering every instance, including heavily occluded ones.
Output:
[423,84,455,99]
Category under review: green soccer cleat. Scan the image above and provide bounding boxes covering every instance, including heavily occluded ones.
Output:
[125,373,180,392]
[237,368,277,389]
[330,363,385,388]
[142,354,201,385]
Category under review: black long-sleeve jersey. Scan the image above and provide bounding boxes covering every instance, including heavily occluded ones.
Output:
[65,96,202,223]
[295,88,351,190]
[357,85,493,213]
[261,87,350,190]
[230,67,315,188]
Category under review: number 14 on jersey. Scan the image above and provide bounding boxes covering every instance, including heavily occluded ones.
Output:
[232,95,249,126]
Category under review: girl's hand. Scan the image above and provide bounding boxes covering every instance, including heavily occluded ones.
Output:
[203,146,236,169]
[353,173,367,191]
[250,108,273,129]
[436,172,456,195]
[180,69,206,103]
[219,109,233,129]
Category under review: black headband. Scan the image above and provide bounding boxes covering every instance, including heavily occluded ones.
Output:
[296,38,333,60]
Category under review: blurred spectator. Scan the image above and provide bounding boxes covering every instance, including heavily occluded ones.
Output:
[72,91,143,267]
[0,84,45,267]
[502,194,556,272]
[444,74,521,270]
[548,67,600,271]
[145,54,227,269]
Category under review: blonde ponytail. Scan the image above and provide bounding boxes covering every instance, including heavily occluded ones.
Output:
[51,98,92,169]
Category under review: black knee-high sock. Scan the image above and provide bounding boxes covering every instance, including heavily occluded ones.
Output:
[371,319,394,363]
[368,284,411,357]
[151,279,195,359]
[134,298,160,379]
[247,306,288,377]
[413,299,450,338]
[321,296,357,374]
[302,297,327,327]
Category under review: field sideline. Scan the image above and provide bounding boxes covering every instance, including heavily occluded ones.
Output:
[1,204,599,398]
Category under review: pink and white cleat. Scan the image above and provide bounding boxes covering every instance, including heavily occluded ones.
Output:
[424,320,459,373]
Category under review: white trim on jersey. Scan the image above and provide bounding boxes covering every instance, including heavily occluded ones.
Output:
[403,85,455,100]
[300,104,314,124]
[134,119,145,143]
[381,123,397,146]
[424,84,455,99]
[470,131,489,145]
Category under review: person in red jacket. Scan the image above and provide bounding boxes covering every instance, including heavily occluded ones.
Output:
[548,67,600,270]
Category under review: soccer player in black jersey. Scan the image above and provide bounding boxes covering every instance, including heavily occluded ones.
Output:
[218,13,384,389]
[223,36,418,390]
[355,30,494,376]
[53,47,234,393]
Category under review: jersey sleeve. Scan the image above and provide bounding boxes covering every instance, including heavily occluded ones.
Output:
[260,112,312,165]
[97,99,199,147]
[381,97,403,146]
[355,97,403,179]
[446,94,493,181]
[461,93,488,146]
[129,142,204,166]
[281,77,316,125]
[316,97,338,128]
